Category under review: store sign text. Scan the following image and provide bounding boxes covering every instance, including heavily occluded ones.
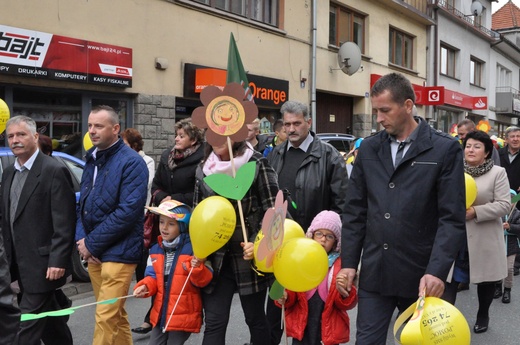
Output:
[0,24,132,87]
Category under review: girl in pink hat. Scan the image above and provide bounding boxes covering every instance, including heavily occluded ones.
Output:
[276,210,358,345]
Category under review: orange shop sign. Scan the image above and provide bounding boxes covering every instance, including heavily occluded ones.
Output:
[190,64,289,107]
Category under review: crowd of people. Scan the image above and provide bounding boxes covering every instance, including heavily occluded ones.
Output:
[0,72,519,345]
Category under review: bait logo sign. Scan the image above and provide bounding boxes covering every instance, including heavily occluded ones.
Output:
[0,24,132,87]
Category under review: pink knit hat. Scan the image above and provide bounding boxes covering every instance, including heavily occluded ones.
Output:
[306,210,342,252]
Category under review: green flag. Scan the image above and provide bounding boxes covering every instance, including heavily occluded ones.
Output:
[227,33,253,101]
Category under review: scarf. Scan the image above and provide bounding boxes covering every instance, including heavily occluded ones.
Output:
[202,142,255,177]
[464,158,493,178]
[163,237,180,275]
[168,143,201,170]
[305,252,340,302]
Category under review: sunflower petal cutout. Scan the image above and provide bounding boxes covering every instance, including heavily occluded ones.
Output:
[192,82,258,147]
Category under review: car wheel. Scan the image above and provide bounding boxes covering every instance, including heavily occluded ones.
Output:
[71,251,90,282]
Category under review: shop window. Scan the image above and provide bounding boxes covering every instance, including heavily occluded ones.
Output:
[389,27,413,70]
[12,88,82,148]
[437,109,459,134]
[189,0,279,26]
[440,44,457,78]
[329,3,365,53]
[470,57,483,87]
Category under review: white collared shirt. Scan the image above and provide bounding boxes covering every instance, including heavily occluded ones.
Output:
[14,149,39,172]
[287,132,314,152]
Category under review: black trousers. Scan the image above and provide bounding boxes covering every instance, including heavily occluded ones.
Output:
[201,259,270,345]
[18,289,73,345]
[355,288,416,345]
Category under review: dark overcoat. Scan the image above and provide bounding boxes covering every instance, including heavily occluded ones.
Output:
[341,118,466,298]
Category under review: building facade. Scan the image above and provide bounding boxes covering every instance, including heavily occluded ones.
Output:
[3,0,514,161]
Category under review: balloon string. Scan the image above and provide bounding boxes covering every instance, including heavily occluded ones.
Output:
[162,266,194,333]
[227,136,249,244]
[74,293,136,310]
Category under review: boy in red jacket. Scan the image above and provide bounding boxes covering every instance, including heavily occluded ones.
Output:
[277,211,357,345]
[133,200,212,345]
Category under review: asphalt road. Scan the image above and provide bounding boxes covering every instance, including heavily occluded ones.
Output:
[66,276,520,344]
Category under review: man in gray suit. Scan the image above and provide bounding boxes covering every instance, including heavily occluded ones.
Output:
[1,115,76,345]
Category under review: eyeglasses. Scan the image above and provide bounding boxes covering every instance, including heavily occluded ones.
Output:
[313,231,336,241]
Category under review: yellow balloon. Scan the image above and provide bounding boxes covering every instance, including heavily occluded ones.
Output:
[283,219,305,240]
[253,219,305,273]
[0,98,10,134]
[83,132,93,151]
[397,297,470,345]
[189,196,236,258]
[464,173,477,209]
[273,238,328,292]
[253,231,272,272]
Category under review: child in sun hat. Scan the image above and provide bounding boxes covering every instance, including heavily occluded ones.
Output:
[276,210,357,345]
[133,200,212,345]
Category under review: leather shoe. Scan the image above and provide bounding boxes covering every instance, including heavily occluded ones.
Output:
[473,318,489,334]
[457,283,469,292]
[502,289,511,304]
[493,284,502,299]
[131,325,152,334]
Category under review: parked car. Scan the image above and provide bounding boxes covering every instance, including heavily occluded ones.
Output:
[0,148,90,282]
[316,133,357,159]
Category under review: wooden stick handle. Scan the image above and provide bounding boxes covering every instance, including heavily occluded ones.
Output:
[226,137,249,243]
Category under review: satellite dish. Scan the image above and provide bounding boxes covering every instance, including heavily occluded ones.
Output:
[337,42,362,76]
[470,1,483,17]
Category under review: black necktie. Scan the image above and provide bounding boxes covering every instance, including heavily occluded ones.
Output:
[394,142,407,167]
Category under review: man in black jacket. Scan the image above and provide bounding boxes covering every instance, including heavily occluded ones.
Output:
[336,73,466,344]
[268,101,347,231]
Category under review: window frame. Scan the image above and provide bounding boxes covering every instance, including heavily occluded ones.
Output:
[190,0,279,27]
[388,27,414,70]
[329,3,365,53]
[440,43,457,78]
[496,64,512,87]
[470,56,484,87]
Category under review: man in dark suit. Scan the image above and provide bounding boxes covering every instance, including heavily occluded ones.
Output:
[337,73,466,344]
[1,115,76,345]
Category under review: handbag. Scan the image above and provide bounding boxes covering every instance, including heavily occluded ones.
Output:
[143,190,161,249]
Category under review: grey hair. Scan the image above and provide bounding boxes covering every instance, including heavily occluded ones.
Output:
[91,105,119,125]
[280,101,309,120]
[6,115,37,135]
[505,126,520,138]
[457,118,476,130]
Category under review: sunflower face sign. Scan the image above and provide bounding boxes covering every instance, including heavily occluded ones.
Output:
[395,297,470,345]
